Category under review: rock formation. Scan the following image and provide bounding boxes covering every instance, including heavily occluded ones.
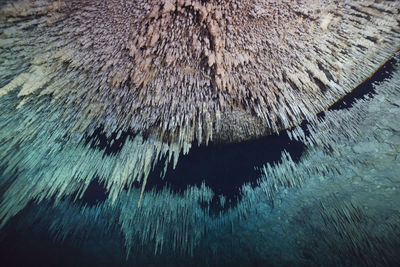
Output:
[2,52,400,266]
[0,0,399,243]
[1,0,399,145]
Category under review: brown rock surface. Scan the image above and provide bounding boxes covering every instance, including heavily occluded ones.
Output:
[1,0,399,146]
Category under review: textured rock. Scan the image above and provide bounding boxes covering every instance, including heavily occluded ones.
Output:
[0,0,399,215]
[0,3,400,265]
[352,141,377,154]
[1,54,400,265]
[1,0,399,145]
[386,134,400,145]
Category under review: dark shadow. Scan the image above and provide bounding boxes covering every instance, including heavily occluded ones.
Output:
[80,55,398,209]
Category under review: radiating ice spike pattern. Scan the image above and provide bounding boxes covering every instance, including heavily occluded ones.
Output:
[2,53,399,266]
[0,1,400,266]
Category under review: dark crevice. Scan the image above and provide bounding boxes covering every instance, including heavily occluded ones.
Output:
[72,178,109,207]
[349,5,371,19]
[84,126,136,156]
[283,71,300,91]
[365,36,378,43]
[317,62,335,82]
[79,129,305,209]
[307,70,328,93]
[314,77,328,93]
[142,130,305,204]
[356,44,367,51]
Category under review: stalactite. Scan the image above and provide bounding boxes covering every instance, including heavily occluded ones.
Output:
[0,1,399,265]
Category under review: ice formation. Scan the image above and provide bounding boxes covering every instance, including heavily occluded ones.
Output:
[0,1,400,265]
[6,55,400,265]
